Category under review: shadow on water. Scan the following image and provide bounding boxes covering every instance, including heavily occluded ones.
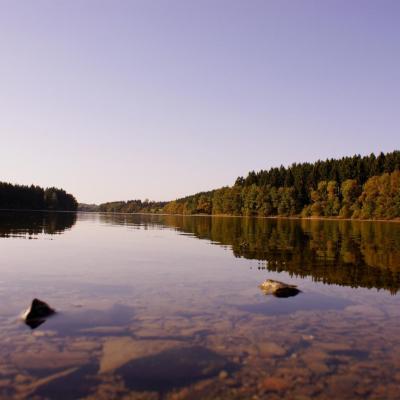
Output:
[30,346,237,398]
[117,346,237,392]
[32,364,98,400]
[0,211,77,237]
[272,288,301,298]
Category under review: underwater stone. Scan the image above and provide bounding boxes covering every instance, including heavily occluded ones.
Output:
[259,279,301,298]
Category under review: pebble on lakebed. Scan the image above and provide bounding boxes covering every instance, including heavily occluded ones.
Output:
[259,279,301,298]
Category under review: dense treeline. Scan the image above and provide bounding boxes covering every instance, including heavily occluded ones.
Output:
[78,203,100,212]
[99,199,167,214]
[163,151,400,220]
[0,182,78,211]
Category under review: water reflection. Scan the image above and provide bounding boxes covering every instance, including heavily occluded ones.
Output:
[1,212,400,399]
[99,214,400,293]
[240,291,351,316]
[0,211,77,237]
[43,304,135,336]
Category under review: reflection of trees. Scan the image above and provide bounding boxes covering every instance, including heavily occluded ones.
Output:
[100,214,400,294]
[0,211,77,237]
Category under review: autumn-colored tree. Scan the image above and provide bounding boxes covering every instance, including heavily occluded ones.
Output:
[196,195,212,214]
[339,179,361,218]
[160,151,400,220]
[359,171,400,219]
[242,185,260,216]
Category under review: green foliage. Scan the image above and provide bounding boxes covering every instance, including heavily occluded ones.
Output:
[277,187,298,216]
[0,182,77,211]
[78,203,100,212]
[359,171,400,220]
[309,181,340,217]
[99,199,167,214]
[162,151,400,220]
[242,185,260,216]
[196,194,212,214]
[340,179,361,218]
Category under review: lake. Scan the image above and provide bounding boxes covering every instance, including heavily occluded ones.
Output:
[0,211,399,399]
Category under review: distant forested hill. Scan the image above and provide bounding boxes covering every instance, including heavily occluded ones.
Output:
[78,203,100,212]
[163,151,400,220]
[0,182,78,211]
[99,199,167,214]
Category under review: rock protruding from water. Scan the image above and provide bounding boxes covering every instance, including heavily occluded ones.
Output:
[259,279,301,298]
[22,298,55,329]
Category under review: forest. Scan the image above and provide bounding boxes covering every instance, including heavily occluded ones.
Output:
[98,199,167,214]
[163,151,400,220]
[0,182,78,211]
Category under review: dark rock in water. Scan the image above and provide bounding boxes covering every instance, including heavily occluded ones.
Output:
[259,279,301,298]
[273,287,301,298]
[25,318,47,329]
[117,346,237,392]
[22,298,55,329]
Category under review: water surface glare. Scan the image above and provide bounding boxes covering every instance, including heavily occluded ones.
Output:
[0,211,399,399]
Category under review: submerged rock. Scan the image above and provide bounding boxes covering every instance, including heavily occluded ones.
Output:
[22,298,55,329]
[261,376,289,392]
[259,279,301,298]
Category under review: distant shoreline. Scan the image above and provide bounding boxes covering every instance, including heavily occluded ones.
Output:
[81,210,400,223]
[0,208,77,214]
[1,208,399,223]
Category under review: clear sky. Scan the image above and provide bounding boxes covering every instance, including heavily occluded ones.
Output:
[1,0,399,203]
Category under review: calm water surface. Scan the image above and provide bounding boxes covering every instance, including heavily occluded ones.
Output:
[0,211,399,399]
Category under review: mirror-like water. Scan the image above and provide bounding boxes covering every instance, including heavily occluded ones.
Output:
[0,211,399,399]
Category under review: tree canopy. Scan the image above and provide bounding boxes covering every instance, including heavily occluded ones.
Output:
[163,151,400,220]
[99,199,167,214]
[0,182,78,211]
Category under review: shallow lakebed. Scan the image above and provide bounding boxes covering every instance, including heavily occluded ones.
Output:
[0,211,399,399]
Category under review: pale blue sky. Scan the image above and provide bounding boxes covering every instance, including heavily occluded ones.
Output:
[1,0,399,203]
